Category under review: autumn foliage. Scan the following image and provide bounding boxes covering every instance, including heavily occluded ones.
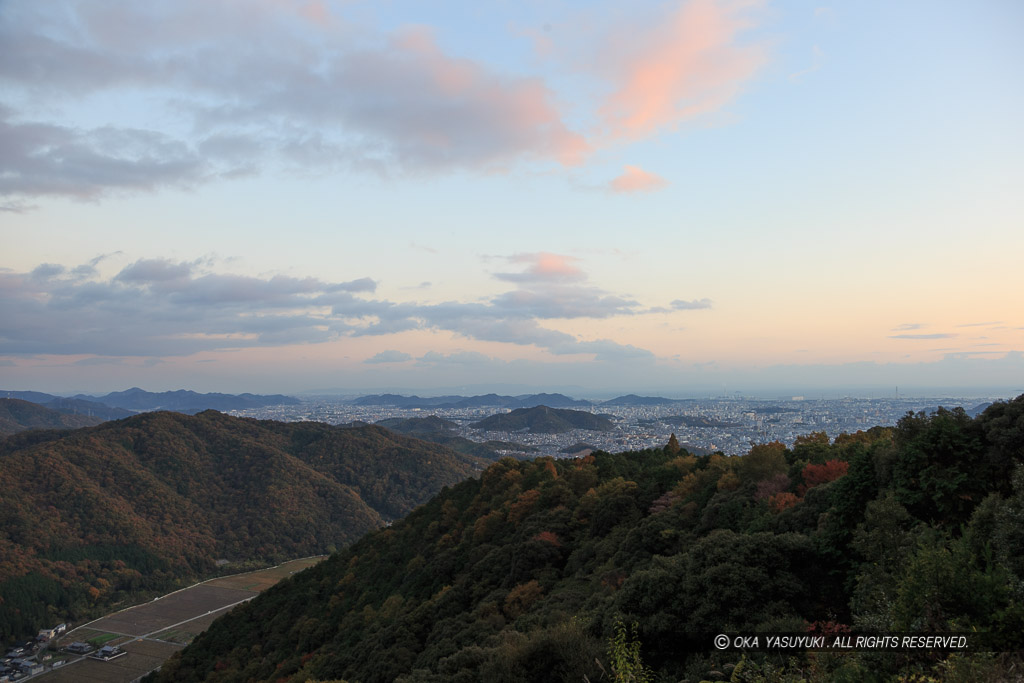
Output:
[801,459,849,493]
[0,410,483,641]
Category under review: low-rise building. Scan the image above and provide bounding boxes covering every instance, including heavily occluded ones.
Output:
[90,645,126,661]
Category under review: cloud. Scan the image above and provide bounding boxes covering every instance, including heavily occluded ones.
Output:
[1,255,662,362]
[943,352,1004,360]
[489,253,639,320]
[563,339,655,362]
[0,110,212,200]
[116,259,196,283]
[326,26,589,170]
[893,323,922,331]
[364,350,413,364]
[0,2,589,202]
[496,252,584,283]
[671,298,713,310]
[1,200,36,213]
[956,321,1002,327]
[31,264,66,280]
[889,333,956,340]
[0,360,16,367]
[609,165,669,194]
[417,350,498,366]
[788,45,824,82]
[0,0,776,203]
[0,259,376,356]
[594,0,768,139]
[71,357,127,367]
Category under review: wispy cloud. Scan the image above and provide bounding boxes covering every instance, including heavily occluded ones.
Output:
[593,0,768,139]
[609,165,669,193]
[671,298,713,310]
[416,350,498,366]
[364,350,413,364]
[789,45,824,82]
[893,323,922,331]
[71,357,127,367]
[495,252,584,283]
[889,333,956,340]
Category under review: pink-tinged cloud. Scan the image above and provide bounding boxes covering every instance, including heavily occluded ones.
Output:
[289,0,332,26]
[0,3,592,202]
[339,26,590,168]
[597,0,768,139]
[497,252,584,283]
[610,165,669,193]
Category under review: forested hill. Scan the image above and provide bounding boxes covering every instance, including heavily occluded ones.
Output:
[153,396,1024,683]
[0,398,104,435]
[471,405,615,433]
[0,410,484,641]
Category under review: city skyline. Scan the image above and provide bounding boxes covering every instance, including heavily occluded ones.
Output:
[2,0,1022,395]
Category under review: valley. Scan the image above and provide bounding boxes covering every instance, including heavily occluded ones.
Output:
[22,557,322,683]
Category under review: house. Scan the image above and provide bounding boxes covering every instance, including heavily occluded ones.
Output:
[90,645,127,661]
[65,642,93,654]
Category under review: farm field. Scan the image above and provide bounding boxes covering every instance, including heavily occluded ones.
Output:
[149,602,240,645]
[86,584,256,637]
[39,640,181,683]
[205,556,324,592]
[35,556,325,682]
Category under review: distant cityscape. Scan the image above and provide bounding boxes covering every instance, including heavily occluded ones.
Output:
[229,394,1003,457]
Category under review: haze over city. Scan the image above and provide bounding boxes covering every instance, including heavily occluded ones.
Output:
[1,0,1022,396]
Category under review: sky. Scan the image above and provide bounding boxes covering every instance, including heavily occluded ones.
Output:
[1,0,1023,398]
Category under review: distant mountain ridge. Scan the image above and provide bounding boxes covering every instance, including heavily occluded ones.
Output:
[353,392,593,409]
[3,387,302,418]
[73,387,302,413]
[38,397,134,420]
[1,391,131,421]
[600,394,683,406]
[352,392,714,408]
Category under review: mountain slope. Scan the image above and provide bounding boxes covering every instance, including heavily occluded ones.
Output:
[152,396,1024,683]
[0,398,104,435]
[42,396,135,420]
[0,410,484,640]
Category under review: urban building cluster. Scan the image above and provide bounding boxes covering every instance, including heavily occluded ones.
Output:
[231,395,997,457]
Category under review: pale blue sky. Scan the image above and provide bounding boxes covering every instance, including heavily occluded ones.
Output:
[1,0,1022,396]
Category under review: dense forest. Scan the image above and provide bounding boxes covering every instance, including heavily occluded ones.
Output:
[0,410,484,641]
[152,395,1024,682]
